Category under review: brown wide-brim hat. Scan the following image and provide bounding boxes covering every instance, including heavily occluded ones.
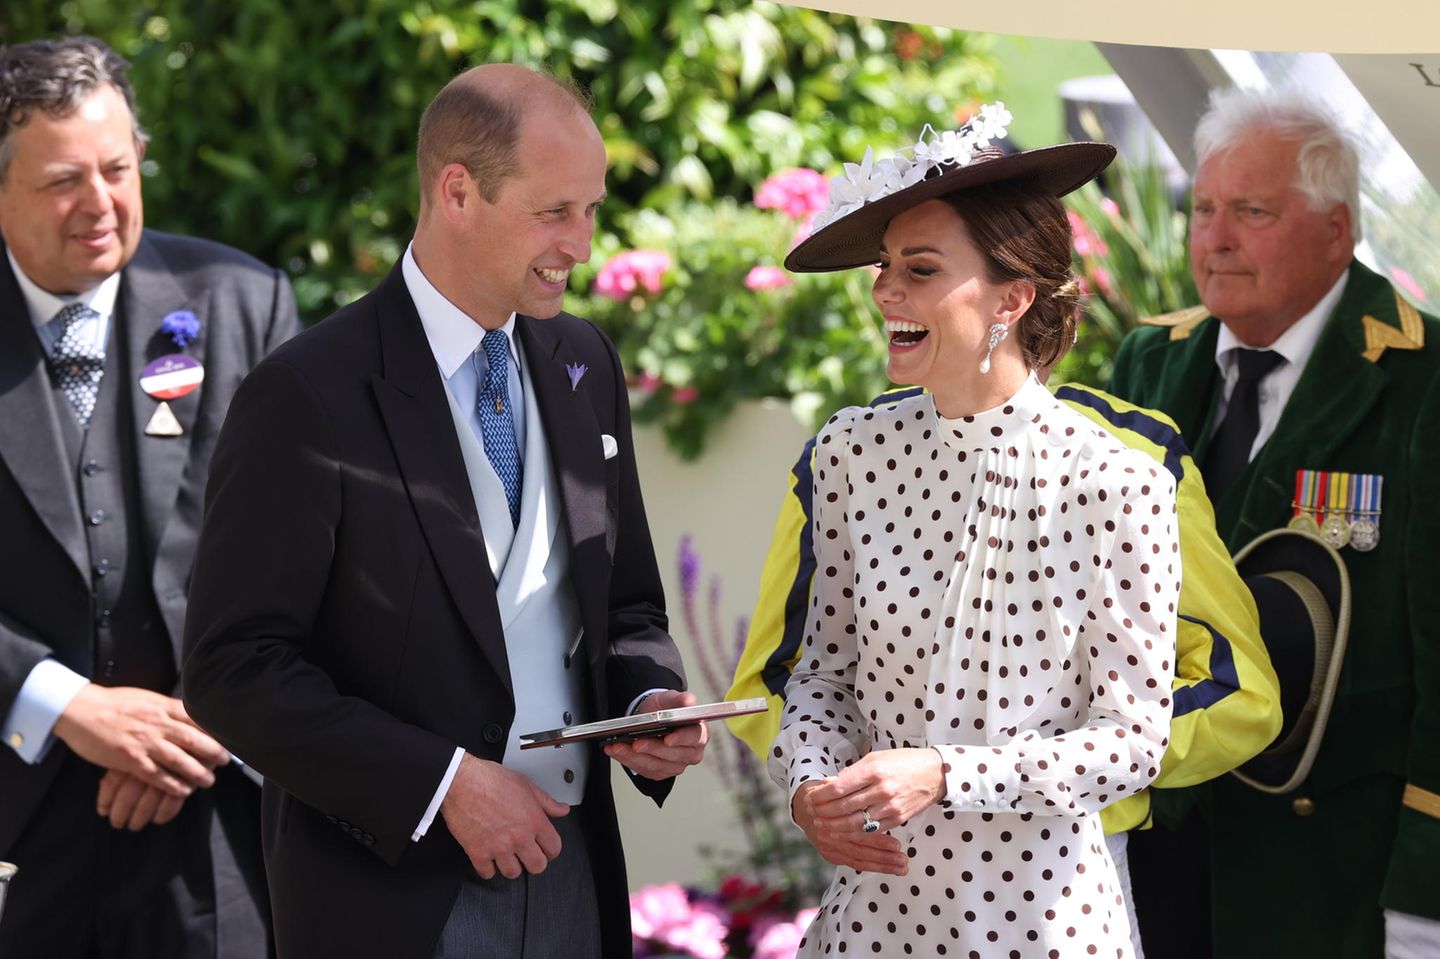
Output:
[1230,527,1351,795]
[785,141,1116,274]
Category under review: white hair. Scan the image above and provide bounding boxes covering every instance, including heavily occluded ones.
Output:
[1194,86,1362,243]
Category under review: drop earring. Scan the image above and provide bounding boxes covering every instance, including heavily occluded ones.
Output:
[979,322,1008,374]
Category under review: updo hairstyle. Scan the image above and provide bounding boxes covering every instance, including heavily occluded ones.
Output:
[939,184,1082,371]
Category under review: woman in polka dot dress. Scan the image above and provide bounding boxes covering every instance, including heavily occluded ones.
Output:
[769,112,1180,959]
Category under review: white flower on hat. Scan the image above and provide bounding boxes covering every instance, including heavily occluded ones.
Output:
[809,102,1014,231]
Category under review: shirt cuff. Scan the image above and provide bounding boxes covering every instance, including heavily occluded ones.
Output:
[1384,909,1440,959]
[412,747,465,842]
[2,659,90,763]
[627,688,669,716]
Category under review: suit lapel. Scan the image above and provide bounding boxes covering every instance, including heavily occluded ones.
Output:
[0,254,88,580]
[121,236,205,560]
[1163,318,1226,462]
[369,267,513,699]
[1217,263,1390,544]
[515,317,609,661]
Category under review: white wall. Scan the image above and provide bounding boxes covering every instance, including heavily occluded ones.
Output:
[609,396,813,890]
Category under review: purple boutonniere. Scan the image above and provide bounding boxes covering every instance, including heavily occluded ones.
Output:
[565,362,588,392]
[160,310,201,349]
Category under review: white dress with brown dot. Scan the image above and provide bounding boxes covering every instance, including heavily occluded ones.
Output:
[770,376,1180,959]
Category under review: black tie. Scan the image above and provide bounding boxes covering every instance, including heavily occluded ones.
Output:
[1203,348,1284,500]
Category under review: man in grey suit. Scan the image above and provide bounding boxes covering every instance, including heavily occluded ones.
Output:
[0,37,298,957]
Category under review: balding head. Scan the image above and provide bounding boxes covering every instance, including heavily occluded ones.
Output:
[416,63,591,213]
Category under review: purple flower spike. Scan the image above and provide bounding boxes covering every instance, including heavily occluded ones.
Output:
[160,310,201,349]
[678,534,701,602]
[565,362,588,391]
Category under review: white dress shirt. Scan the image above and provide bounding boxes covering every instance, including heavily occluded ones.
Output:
[1209,271,1348,460]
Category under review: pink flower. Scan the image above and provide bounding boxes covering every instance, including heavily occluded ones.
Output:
[1100,196,1121,219]
[1092,266,1114,298]
[638,370,662,394]
[1390,266,1427,302]
[629,884,729,959]
[755,168,830,220]
[594,250,672,301]
[749,908,819,959]
[745,266,792,291]
[672,386,700,405]
[1067,210,1109,258]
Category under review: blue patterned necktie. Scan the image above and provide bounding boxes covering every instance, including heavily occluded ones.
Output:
[479,329,522,528]
[48,303,105,428]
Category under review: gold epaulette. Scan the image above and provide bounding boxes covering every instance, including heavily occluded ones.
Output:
[1403,783,1440,820]
[1360,290,1426,363]
[1139,305,1211,341]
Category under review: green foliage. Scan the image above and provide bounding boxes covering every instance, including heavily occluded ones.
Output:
[1055,157,1198,388]
[5,1,1002,456]
[570,199,891,459]
[3,2,996,315]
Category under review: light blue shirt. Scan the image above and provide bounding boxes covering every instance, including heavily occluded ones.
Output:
[1,251,120,762]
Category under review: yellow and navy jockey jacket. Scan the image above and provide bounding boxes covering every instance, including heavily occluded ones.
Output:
[727,382,1282,833]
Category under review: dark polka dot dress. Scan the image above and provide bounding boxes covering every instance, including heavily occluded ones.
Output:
[770,376,1180,958]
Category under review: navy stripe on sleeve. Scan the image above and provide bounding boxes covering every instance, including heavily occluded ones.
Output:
[762,437,820,698]
[1054,385,1189,484]
[1172,613,1241,716]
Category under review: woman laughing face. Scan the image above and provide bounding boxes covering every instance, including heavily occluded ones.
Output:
[872,198,1034,419]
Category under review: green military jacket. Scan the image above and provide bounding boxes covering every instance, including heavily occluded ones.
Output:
[1110,260,1440,957]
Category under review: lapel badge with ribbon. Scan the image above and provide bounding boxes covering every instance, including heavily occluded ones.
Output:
[1288,468,1382,551]
[140,310,205,437]
[565,362,588,392]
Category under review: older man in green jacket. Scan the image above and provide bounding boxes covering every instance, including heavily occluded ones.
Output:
[1110,86,1440,958]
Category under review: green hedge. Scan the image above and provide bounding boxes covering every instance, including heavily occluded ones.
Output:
[4,2,996,322]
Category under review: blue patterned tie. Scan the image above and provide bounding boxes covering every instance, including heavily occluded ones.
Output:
[48,303,105,428]
[479,330,522,527]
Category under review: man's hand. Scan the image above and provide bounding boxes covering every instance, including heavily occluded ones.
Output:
[440,753,569,880]
[96,769,187,830]
[603,690,709,781]
[792,780,910,875]
[52,685,230,797]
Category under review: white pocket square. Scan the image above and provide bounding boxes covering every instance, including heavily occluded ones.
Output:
[601,433,618,460]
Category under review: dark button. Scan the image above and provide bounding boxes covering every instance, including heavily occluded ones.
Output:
[362,834,375,847]
[563,769,575,784]
[1292,796,1316,817]
[563,711,573,725]
[102,659,115,677]
[94,559,113,576]
[87,509,107,526]
[482,723,504,744]
[325,814,338,824]
[563,654,572,669]
[95,609,111,628]
[83,460,103,477]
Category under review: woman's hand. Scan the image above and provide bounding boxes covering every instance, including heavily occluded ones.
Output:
[792,780,910,876]
[805,747,945,835]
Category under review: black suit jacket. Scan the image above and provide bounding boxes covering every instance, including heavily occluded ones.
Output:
[182,263,685,959]
[0,230,298,950]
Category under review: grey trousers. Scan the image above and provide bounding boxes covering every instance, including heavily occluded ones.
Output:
[432,811,601,959]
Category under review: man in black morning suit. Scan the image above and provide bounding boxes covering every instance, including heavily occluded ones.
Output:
[0,37,298,957]
[183,64,709,959]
